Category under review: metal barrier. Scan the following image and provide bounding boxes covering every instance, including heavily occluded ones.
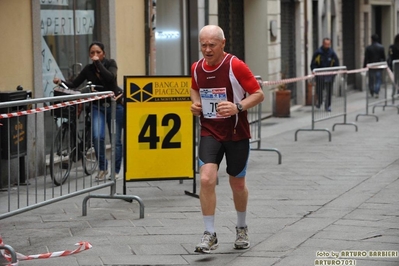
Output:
[356,62,399,122]
[251,76,282,164]
[392,59,399,95]
[375,61,399,111]
[0,91,144,221]
[295,66,357,141]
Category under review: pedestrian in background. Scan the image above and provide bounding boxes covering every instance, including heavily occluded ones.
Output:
[387,33,399,70]
[54,41,124,181]
[190,25,264,254]
[387,33,399,93]
[363,34,386,98]
[310,38,340,111]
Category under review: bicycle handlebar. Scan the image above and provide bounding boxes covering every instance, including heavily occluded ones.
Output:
[56,81,104,94]
[80,82,104,93]
[85,81,104,89]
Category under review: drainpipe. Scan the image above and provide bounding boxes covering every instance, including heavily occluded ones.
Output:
[304,0,308,76]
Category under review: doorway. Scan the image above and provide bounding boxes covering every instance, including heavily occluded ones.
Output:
[218,0,245,60]
[372,5,392,51]
[342,0,356,87]
[281,0,297,102]
[145,0,195,75]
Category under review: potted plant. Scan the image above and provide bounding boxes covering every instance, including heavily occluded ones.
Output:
[273,74,291,117]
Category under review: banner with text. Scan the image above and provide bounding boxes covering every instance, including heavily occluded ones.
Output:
[124,76,194,181]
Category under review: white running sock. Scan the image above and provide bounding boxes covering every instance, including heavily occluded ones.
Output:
[203,215,215,234]
[237,211,247,228]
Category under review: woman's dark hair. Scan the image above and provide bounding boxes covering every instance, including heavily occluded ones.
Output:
[394,34,399,48]
[89,41,105,53]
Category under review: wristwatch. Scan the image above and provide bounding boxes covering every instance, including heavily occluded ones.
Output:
[236,103,243,113]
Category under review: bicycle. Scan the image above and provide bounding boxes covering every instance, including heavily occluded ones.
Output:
[49,83,102,186]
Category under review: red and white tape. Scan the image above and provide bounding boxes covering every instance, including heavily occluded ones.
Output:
[0,93,113,119]
[347,67,368,74]
[368,64,387,70]
[263,74,314,86]
[262,67,369,87]
[0,235,92,265]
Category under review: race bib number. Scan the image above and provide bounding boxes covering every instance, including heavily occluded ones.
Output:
[200,88,228,119]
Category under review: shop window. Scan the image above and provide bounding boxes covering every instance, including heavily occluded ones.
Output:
[40,0,99,97]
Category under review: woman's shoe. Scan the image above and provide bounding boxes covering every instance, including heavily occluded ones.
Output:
[108,173,119,180]
[95,170,108,181]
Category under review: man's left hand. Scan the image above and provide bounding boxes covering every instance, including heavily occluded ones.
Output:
[216,101,238,116]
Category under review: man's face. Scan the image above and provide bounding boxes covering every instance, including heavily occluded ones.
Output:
[200,33,225,66]
[322,40,331,50]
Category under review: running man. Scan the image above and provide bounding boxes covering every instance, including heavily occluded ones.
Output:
[190,25,264,253]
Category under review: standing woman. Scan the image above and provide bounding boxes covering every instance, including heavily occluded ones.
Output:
[53,41,124,181]
[388,34,399,94]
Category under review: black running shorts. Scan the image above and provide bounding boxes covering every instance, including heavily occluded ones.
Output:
[198,136,250,177]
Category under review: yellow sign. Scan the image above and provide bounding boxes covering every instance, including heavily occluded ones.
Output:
[124,76,194,181]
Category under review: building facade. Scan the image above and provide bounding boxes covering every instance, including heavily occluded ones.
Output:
[0,0,397,178]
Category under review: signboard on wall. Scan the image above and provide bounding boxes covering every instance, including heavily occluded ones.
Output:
[124,76,194,181]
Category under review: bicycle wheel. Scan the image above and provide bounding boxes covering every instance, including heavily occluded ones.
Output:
[50,123,73,185]
[82,133,98,175]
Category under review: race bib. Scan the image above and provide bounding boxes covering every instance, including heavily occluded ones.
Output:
[200,88,228,119]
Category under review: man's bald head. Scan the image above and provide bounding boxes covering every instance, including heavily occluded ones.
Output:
[198,25,226,66]
[199,25,225,41]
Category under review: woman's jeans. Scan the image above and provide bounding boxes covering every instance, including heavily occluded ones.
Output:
[92,103,124,173]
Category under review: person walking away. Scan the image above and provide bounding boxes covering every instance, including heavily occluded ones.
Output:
[310,38,340,111]
[190,25,264,254]
[53,41,124,181]
[387,33,399,93]
[363,34,386,98]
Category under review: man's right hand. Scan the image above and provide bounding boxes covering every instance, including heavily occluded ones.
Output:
[53,78,61,85]
[191,102,202,117]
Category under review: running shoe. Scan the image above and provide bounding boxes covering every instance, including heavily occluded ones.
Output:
[234,226,250,249]
[194,231,219,254]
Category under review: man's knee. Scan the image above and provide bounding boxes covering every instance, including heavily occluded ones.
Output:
[230,177,246,192]
[200,164,218,185]
[200,174,217,189]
